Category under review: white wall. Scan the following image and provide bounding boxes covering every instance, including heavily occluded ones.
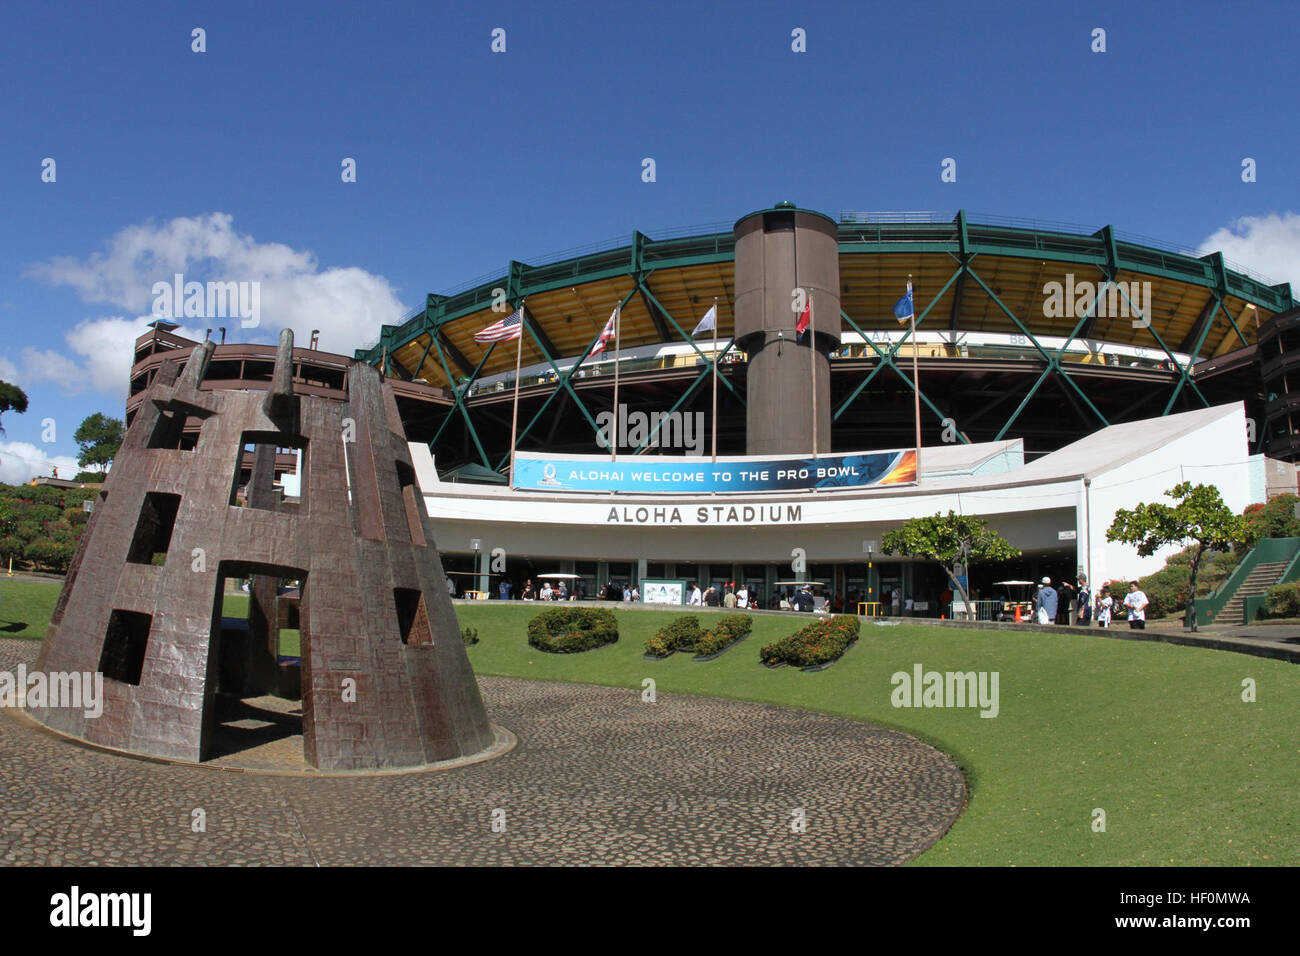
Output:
[1084,406,1252,585]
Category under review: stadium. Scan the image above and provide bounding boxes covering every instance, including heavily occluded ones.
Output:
[127,203,1299,613]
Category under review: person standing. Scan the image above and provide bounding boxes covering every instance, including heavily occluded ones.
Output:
[736,584,749,609]
[688,582,702,606]
[790,582,811,613]
[1056,579,1075,626]
[1096,586,1112,628]
[723,587,737,609]
[1124,580,1149,630]
[1035,576,1058,625]
[1075,577,1091,625]
[446,575,456,597]
[499,579,512,601]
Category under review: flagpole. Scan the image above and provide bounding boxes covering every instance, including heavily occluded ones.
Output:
[508,300,525,484]
[910,275,921,482]
[810,291,818,458]
[611,305,620,462]
[711,296,719,462]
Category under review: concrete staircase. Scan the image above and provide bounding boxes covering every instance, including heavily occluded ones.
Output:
[1214,561,1289,625]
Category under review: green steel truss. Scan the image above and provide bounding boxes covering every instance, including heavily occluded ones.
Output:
[359,212,1295,468]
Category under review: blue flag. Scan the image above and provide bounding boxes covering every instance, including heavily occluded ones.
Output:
[893,280,914,324]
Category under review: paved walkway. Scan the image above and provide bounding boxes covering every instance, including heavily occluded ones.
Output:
[0,639,965,866]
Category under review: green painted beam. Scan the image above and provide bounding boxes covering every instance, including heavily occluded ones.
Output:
[356,220,1297,367]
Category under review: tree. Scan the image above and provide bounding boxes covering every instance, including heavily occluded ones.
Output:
[0,380,28,435]
[1106,481,1244,632]
[881,512,1021,618]
[73,413,124,473]
[1239,493,1300,552]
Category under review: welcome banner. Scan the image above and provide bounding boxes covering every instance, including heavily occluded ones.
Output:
[513,449,917,494]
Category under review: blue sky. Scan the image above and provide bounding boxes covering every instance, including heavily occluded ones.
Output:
[2,0,1297,480]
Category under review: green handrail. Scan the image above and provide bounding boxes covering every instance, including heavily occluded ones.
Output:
[1198,537,1300,624]
[1243,544,1300,622]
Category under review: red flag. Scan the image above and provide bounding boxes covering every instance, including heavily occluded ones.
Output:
[795,296,811,339]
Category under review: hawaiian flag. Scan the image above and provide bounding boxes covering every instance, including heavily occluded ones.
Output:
[590,306,619,355]
[474,306,524,344]
[893,279,915,324]
[795,295,811,340]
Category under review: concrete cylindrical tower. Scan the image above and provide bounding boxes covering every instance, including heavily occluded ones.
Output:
[733,202,841,457]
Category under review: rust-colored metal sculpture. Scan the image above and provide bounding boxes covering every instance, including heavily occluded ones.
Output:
[28,330,493,770]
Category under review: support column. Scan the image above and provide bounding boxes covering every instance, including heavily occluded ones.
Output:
[734,202,841,456]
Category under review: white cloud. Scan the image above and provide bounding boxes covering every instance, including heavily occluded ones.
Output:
[0,356,17,383]
[15,213,410,399]
[1198,212,1300,289]
[9,318,208,400]
[0,441,80,486]
[19,347,85,390]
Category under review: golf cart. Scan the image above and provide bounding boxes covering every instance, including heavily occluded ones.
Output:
[992,580,1036,622]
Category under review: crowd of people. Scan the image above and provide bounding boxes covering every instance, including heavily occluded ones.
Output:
[686,582,759,608]
[1031,576,1148,629]
[448,569,1152,628]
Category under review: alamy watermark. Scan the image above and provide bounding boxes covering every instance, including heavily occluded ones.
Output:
[152,273,260,327]
[890,663,999,718]
[596,404,704,454]
[0,665,103,718]
[50,886,150,936]
[1043,275,1152,328]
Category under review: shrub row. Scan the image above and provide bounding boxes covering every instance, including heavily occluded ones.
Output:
[528,606,619,653]
[1263,579,1300,619]
[694,614,753,657]
[760,615,860,668]
[644,615,702,657]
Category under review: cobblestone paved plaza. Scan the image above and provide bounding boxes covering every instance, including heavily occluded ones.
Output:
[0,639,965,866]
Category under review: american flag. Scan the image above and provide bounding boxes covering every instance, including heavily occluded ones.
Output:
[474,307,524,344]
[589,307,618,355]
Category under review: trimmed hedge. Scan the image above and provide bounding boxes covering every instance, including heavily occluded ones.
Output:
[694,614,753,657]
[528,606,619,653]
[761,615,861,668]
[644,615,703,658]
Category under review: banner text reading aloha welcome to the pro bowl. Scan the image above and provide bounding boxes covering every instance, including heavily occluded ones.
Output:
[512,449,916,493]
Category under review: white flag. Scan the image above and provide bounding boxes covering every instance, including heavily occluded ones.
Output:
[691,304,717,337]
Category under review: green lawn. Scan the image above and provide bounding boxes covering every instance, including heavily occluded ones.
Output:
[0,580,63,640]
[7,580,1296,866]
[0,582,300,655]
[457,603,1300,867]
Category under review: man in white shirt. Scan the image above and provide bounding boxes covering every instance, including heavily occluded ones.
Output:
[688,583,702,606]
[736,585,748,609]
[1123,581,1148,630]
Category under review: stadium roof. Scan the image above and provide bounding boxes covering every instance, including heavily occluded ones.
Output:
[358,209,1295,390]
